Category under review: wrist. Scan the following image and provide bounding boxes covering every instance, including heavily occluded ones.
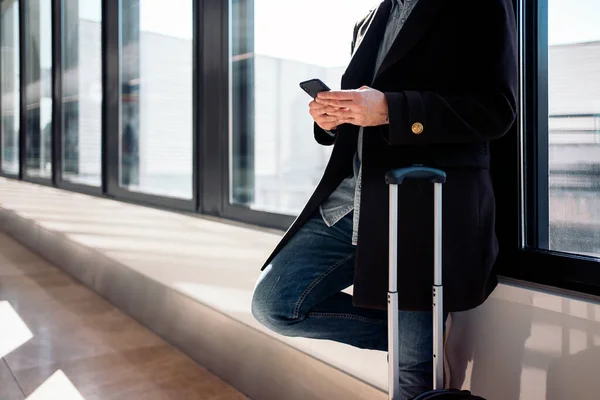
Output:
[380,91,389,125]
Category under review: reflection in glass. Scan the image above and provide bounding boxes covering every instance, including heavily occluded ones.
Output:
[1,0,20,175]
[547,0,600,257]
[61,0,102,186]
[118,0,193,199]
[229,0,379,215]
[24,0,53,178]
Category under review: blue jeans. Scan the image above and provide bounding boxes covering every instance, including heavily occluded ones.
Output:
[252,211,442,399]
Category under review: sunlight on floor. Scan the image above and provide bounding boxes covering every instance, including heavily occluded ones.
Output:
[0,301,86,399]
[25,370,86,400]
[0,301,33,358]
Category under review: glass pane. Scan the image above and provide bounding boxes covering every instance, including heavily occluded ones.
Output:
[61,0,102,186]
[547,0,600,257]
[118,0,193,199]
[229,0,380,215]
[1,0,20,175]
[24,0,53,178]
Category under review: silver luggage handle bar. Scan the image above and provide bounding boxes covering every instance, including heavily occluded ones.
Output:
[385,166,447,399]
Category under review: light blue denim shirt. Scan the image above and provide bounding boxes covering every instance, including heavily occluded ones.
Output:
[319,0,419,246]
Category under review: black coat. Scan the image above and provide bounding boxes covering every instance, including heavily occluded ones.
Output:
[260,0,518,312]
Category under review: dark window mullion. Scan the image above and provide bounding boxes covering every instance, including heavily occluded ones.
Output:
[18,0,26,179]
[193,0,201,212]
[51,0,62,186]
[199,0,227,215]
[0,3,3,173]
[102,0,119,195]
[523,0,549,250]
[534,0,549,249]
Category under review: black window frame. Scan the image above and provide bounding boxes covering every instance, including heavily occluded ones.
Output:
[103,0,198,211]
[53,0,102,195]
[199,0,295,230]
[496,0,600,297]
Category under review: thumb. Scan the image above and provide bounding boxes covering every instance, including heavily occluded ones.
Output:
[358,85,370,90]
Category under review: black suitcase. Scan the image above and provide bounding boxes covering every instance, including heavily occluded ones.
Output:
[385,166,486,400]
[410,389,486,399]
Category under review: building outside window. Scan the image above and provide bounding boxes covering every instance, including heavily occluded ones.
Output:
[61,0,103,186]
[118,0,194,199]
[546,0,600,257]
[229,0,380,215]
[24,0,53,179]
[0,0,20,175]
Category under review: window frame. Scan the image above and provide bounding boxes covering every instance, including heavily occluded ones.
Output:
[1,0,302,231]
[103,0,198,210]
[53,0,103,195]
[198,0,295,230]
[496,0,600,297]
[1,0,202,209]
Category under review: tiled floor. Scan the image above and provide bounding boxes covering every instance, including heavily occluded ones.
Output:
[0,233,247,400]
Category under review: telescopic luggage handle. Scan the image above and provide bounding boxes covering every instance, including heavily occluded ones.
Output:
[385,165,446,399]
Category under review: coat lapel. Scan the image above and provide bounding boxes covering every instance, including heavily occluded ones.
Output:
[373,0,446,82]
[341,1,392,89]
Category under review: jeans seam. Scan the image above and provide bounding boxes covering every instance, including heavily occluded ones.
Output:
[307,312,387,325]
[292,252,354,320]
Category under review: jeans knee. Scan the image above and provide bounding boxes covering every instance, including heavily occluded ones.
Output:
[251,280,300,337]
[250,284,270,324]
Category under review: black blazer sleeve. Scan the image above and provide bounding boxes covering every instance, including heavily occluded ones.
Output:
[314,125,337,146]
[381,0,518,146]
[313,20,363,146]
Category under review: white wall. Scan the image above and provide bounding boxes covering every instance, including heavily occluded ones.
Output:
[447,281,600,400]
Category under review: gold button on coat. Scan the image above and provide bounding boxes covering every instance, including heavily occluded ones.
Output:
[412,122,424,135]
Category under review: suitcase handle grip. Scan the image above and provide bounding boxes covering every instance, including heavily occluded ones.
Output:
[385,166,446,185]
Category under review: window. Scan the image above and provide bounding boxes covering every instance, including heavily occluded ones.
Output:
[24,0,53,179]
[545,0,600,257]
[1,0,20,175]
[229,0,380,215]
[61,0,102,186]
[118,0,193,199]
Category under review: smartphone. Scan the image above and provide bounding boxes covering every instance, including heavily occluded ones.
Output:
[299,78,331,99]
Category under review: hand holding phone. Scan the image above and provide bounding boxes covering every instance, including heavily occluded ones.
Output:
[301,78,340,132]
